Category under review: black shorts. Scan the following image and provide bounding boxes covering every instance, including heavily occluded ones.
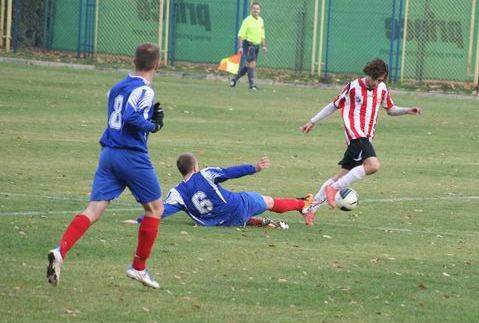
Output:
[243,41,259,63]
[338,138,377,170]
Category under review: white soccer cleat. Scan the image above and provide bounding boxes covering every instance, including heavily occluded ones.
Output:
[126,267,160,289]
[46,247,63,286]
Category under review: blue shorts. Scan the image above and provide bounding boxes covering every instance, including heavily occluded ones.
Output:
[225,192,267,226]
[90,147,162,204]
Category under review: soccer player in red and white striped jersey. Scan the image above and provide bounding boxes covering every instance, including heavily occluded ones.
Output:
[300,59,421,212]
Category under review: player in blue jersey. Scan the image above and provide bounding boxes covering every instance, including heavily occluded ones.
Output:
[132,153,316,228]
[47,43,165,289]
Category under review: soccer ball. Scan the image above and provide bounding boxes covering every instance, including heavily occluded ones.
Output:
[335,188,358,211]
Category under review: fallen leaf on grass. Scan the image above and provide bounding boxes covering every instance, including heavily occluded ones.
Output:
[332,261,343,269]
[418,283,427,290]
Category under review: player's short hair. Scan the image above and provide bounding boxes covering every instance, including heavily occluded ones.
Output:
[251,2,260,8]
[134,43,160,72]
[363,58,388,80]
[177,153,197,176]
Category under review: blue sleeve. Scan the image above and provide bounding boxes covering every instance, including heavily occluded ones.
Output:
[123,103,157,132]
[204,164,257,183]
[123,86,157,132]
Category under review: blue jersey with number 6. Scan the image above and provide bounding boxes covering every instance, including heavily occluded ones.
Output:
[99,74,157,153]
[161,165,266,226]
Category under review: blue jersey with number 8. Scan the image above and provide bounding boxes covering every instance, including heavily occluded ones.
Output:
[99,74,157,153]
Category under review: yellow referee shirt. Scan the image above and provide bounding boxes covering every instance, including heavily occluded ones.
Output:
[238,15,265,45]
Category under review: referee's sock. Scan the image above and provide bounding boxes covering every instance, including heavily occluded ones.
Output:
[247,67,256,87]
[235,66,248,80]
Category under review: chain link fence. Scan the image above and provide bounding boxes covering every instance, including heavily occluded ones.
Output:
[400,0,476,83]
[4,0,479,91]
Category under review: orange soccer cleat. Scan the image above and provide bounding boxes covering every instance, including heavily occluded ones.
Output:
[301,194,316,226]
[325,185,337,208]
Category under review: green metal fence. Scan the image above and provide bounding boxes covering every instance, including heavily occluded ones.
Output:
[6,0,479,90]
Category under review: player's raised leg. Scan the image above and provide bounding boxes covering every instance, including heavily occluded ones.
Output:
[127,199,163,289]
[307,169,348,213]
[325,157,379,208]
[47,201,109,286]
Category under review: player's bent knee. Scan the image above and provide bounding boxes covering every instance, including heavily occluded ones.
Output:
[364,159,380,175]
[142,199,164,218]
[83,201,109,223]
[262,196,274,209]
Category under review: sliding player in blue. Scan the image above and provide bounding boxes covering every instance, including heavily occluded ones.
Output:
[131,153,316,228]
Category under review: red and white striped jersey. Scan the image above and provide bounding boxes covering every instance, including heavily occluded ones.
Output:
[334,78,395,143]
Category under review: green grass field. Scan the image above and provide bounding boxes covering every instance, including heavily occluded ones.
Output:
[0,63,478,322]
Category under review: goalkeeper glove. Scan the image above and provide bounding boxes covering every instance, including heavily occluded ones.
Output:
[151,102,164,133]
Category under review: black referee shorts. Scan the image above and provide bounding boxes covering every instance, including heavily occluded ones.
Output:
[338,137,376,170]
[243,41,259,63]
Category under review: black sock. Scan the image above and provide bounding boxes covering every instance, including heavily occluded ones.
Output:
[247,67,256,87]
[235,66,247,80]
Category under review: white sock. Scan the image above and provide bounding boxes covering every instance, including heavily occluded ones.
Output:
[332,165,366,190]
[314,178,335,203]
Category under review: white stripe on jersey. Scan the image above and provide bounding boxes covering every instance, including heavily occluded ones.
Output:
[335,78,395,142]
[364,92,373,135]
[127,86,154,112]
[200,168,227,203]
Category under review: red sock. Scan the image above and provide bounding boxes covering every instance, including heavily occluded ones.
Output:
[246,217,263,227]
[59,214,91,259]
[270,198,305,213]
[132,216,160,271]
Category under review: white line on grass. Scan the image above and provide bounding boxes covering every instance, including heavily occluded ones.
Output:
[0,191,133,206]
[0,194,478,218]
[327,222,478,238]
[2,191,479,205]
[363,196,479,203]
[0,208,140,216]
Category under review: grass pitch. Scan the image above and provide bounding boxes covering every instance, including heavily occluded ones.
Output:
[0,63,478,322]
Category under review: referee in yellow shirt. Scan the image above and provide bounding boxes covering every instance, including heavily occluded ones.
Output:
[230,2,267,90]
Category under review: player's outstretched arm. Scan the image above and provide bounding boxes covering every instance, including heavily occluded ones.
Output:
[386,106,422,116]
[205,163,261,184]
[300,102,337,134]
[255,156,270,172]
